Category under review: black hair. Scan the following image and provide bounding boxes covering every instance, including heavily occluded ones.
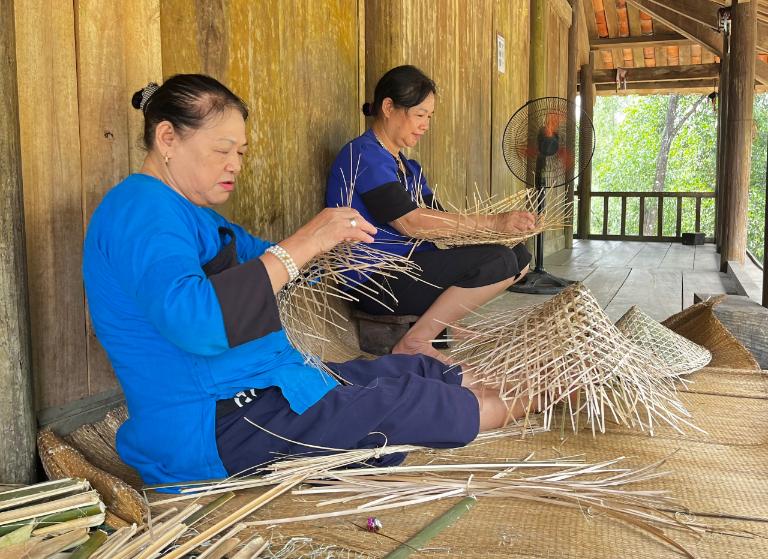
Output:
[362,65,436,117]
[131,74,249,149]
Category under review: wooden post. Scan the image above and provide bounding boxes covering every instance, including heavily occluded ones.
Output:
[763,134,768,308]
[720,0,757,272]
[577,51,595,239]
[0,0,37,484]
[564,0,580,248]
[529,0,548,101]
[715,28,730,251]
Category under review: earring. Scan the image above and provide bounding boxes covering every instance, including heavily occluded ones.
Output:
[164,153,169,165]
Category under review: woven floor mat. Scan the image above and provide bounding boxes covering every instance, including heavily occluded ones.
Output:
[681,368,768,399]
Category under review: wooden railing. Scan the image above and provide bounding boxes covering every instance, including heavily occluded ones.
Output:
[576,191,716,242]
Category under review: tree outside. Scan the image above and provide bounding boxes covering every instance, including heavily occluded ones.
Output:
[586,92,768,264]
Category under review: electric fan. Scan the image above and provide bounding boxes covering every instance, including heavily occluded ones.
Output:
[503,96,595,294]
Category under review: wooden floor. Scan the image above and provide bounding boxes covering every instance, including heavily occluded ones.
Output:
[494,240,739,322]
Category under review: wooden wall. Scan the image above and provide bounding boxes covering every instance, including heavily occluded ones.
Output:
[10,0,567,414]
[13,0,162,411]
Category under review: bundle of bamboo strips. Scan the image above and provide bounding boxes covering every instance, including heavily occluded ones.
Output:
[0,478,104,558]
[414,186,571,249]
[449,283,699,435]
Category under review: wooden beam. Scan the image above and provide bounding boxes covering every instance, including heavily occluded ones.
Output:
[550,0,572,25]
[0,0,37,484]
[720,0,757,270]
[715,29,730,250]
[577,0,589,65]
[577,51,594,240]
[591,33,691,50]
[592,63,720,84]
[625,0,723,56]
[595,78,718,93]
[530,0,547,100]
[644,0,721,29]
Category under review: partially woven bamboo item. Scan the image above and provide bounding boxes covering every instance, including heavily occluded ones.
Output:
[662,296,760,370]
[450,283,696,434]
[415,187,571,249]
[278,242,425,374]
[37,429,146,526]
[615,305,712,376]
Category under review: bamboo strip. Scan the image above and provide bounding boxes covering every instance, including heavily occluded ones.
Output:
[24,528,89,559]
[0,490,100,525]
[106,504,201,559]
[30,512,105,536]
[0,479,89,511]
[229,536,267,559]
[90,524,137,559]
[196,523,246,559]
[70,529,109,559]
[0,503,105,537]
[159,476,305,559]
[134,522,187,559]
[198,538,240,559]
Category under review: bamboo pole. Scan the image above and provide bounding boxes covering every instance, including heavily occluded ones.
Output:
[715,28,730,251]
[382,497,476,559]
[577,51,595,239]
[720,0,757,271]
[0,0,36,485]
[69,530,108,559]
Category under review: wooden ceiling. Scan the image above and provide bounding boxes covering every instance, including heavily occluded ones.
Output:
[584,0,768,94]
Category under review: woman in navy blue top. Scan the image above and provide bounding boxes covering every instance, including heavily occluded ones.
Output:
[82,75,531,485]
[327,66,534,362]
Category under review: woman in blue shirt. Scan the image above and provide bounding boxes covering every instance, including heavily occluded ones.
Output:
[327,65,534,362]
[83,74,530,486]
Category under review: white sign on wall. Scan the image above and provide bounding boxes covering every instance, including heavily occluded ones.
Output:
[497,33,506,74]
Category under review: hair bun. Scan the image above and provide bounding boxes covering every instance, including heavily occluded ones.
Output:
[361,102,372,117]
[132,82,160,111]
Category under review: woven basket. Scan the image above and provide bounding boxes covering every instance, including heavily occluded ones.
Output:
[615,305,712,376]
[37,429,146,525]
[451,283,694,434]
[662,296,759,370]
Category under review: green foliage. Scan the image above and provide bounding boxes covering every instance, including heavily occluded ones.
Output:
[587,93,768,264]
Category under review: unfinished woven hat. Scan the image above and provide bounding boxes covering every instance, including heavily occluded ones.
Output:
[415,187,571,249]
[37,429,146,526]
[615,305,711,376]
[450,283,696,435]
[662,296,760,370]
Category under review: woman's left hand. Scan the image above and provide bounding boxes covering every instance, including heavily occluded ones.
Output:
[497,211,537,233]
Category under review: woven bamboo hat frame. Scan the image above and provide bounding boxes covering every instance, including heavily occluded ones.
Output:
[415,185,572,248]
[450,283,698,435]
[615,305,712,376]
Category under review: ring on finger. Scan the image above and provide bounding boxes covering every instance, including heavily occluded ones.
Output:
[349,218,357,228]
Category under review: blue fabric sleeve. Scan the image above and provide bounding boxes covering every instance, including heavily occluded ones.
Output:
[108,205,240,356]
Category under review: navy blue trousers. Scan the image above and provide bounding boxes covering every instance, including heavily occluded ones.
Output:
[215,354,480,475]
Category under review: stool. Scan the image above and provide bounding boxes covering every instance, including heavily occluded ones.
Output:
[352,310,449,355]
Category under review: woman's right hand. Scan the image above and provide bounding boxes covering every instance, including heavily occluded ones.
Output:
[497,211,537,234]
[296,208,377,254]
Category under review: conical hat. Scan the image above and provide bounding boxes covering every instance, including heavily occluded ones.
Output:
[615,305,711,376]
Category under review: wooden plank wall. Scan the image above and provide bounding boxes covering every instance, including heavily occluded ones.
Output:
[160,0,362,241]
[11,0,566,413]
[13,0,161,410]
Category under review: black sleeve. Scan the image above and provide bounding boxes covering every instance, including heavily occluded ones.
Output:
[422,194,445,212]
[359,181,419,223]
[209,258,282,347]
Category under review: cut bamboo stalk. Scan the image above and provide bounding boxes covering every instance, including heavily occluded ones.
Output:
[160,476,306,559]
[0,490,100,525]
[134,522,187,559]
[70,529,109,559]
[107,504,201,559]
[198,537,240,559]
[31,512,105,536]
[383,497,476,559]
[230,536,266,559]
[89,524,137,559]
[25,527,89,559]
[0,536,43,559]
[184,492,236,526]
[0,479,89,511]
[0,503,105,537]
[196,523,247,559]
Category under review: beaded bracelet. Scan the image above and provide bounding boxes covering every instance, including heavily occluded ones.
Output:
[265,244,300,282]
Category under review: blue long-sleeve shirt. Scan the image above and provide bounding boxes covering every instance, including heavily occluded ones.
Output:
[83,174,337,484]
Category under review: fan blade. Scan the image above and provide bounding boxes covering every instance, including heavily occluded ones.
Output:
[556,147,575,170]
[518,145,539,159]
[543,111,564,137]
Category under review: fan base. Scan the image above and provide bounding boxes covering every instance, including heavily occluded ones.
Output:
[507,269,576,295]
